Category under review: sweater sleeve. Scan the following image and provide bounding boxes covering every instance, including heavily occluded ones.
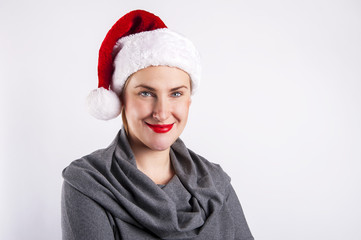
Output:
[61,181,115,240]
[227,185,254,240]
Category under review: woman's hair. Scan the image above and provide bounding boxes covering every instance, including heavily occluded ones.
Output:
[120,76,132,135]
[121,109,129,135]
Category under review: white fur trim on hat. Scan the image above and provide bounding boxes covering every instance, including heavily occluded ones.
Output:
[111,28,201,95]
[87,87,122,120]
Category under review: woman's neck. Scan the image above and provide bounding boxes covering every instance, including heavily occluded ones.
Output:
[129,139,175,185]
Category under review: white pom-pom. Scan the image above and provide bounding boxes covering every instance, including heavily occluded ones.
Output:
[86,87,122,120]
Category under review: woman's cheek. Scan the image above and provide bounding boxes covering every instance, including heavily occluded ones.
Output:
[134,100,153,117]
[176,100,191,117]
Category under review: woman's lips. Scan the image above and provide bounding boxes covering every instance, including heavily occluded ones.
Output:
[146,123,174,133]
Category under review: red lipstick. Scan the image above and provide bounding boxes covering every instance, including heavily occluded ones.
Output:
[146,123,174,133]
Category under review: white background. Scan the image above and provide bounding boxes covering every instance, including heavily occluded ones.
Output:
[1,0,360,239]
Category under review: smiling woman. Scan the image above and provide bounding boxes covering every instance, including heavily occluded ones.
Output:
[123,66,192,185]
[61,10,254,240]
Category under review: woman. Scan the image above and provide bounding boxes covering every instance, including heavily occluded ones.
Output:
[62,10,254,240]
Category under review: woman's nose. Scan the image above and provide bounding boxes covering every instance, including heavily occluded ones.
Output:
[152,97,171,122]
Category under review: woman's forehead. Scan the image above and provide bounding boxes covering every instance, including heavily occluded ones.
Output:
[127,66,191,89]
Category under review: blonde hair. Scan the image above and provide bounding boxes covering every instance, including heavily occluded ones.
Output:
[120,76,132,135]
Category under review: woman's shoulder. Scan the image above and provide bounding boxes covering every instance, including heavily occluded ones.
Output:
[63,147,109,172]
[62,142,117,190]
[63,132,122,178]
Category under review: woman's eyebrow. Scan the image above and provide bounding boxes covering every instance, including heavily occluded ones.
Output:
[135,85,188,91]
[170,86,188,91]
[135,84,155,91]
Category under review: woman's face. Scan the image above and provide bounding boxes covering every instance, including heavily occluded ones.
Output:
[123,66,192,152]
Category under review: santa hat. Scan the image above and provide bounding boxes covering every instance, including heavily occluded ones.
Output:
[87,10,201,120]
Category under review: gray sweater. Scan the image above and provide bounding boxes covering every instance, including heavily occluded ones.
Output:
[62,129,254,240]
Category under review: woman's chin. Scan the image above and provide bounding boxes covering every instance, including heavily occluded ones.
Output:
[146,140,173,152]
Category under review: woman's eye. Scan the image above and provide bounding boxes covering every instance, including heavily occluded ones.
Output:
[139,91,153,97]
[171,92,182,97]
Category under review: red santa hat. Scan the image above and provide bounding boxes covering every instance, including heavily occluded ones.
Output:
[87,10,201,120]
